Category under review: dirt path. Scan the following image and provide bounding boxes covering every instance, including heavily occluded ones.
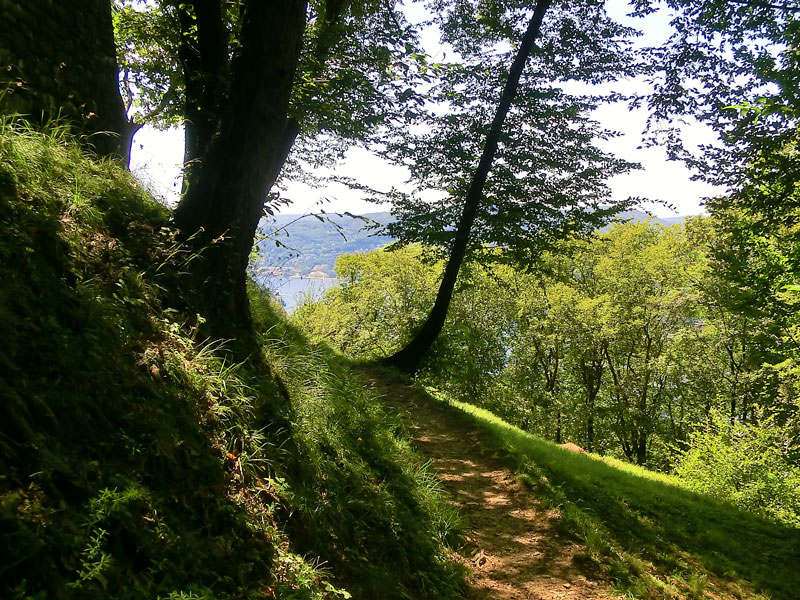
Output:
[363,371,615,600]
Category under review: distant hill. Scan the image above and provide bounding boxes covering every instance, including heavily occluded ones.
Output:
[253,209,691,277]
[253,212,394,277]
[614,209,689,226]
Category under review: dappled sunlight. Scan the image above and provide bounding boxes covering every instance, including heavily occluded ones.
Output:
[446,394,800,600]
[357,364,799,600]
[363,367,615,600]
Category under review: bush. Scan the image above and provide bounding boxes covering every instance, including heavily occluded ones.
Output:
[675,411,800,526]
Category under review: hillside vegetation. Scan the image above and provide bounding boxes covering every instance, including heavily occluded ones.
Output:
[0,121,465,600]
[1,121,797,600]
[443,393,800,599]
[368,368,800,600]
[295,221,800,527]
[3,0,799,597]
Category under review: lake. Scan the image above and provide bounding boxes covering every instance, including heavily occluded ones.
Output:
[256,275,338,311]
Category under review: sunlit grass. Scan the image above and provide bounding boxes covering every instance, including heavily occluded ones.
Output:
[433,392,800,600]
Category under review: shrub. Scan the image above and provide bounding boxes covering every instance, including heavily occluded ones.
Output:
[675,411,800,526]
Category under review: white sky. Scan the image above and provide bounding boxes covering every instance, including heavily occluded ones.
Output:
[129,0,723,218]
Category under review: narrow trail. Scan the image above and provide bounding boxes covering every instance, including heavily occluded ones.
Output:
[363,371,615,600]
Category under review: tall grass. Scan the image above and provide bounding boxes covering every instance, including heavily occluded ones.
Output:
[253,291,466,597]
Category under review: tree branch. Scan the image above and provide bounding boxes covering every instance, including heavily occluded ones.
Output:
[727,0,800,11]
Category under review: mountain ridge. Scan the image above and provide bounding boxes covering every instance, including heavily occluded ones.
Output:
[254,209,694,278]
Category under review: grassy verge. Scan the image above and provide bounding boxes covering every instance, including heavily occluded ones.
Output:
[428,391,800,600]
[0,119,465,599]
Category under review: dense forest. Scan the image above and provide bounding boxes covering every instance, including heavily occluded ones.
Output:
[1,0,799,599]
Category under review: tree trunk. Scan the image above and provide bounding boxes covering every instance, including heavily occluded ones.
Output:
[587,411,594,452]
[120,120,144,168]
[635,430,648,466]
[172,1,307,340]
[580,354,603,453]
[0,0,127,158]
[634,386,649,465]
[555,411,562,445]
[383,0,552,373]
[172,0,230,191]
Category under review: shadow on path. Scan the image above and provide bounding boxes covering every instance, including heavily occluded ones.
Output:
[363,371,614,600]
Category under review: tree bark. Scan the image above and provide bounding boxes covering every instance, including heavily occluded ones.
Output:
[0,0,127,158]
[173,0,230,190]
[383,0,552,373]
[120,120,144,168]
[555,411,562,445]
[635,430,648,466]
[580,354,603,452]
[172,0,307,339]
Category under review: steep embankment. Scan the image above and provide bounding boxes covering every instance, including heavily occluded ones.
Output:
[363,368,800,600]
[0,121,465,600]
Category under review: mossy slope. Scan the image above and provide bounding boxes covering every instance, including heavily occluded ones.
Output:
[0,121,464,600]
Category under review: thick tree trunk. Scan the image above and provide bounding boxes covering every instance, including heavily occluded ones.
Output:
[173,1,307,339]
[174,0,230,190]
[174,0,348,190]
[383,0,551,373]
[0,0,126,158]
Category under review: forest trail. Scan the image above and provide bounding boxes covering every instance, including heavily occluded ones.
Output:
[362,370,616,600]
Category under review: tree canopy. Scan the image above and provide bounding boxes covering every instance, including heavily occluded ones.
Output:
[111,0,800,366]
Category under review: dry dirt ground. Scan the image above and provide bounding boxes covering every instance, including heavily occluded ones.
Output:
[363,371,618,600]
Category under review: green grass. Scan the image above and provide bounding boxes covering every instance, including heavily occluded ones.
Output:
[435,395,800,600]
[8,114,796,600]
[0,118,466,600]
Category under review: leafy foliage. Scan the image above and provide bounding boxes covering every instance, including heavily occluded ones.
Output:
[379,1,642,264]
[675,411,800,526]
[296,221,711,462]
[295,216,799,524]
[113,1,184,130]
[701,142,800,460]
[293,245,440,357]
[113,0,432,185]
[639,0,800,192]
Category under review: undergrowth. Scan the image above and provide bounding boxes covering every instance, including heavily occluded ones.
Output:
[0,119,465,599]
[424,389,800,600]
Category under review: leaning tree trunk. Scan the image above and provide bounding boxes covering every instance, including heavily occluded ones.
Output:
[172,1,307,341]
[384,0,552,373]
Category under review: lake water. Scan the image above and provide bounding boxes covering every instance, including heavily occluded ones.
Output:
[256,275,338,312]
